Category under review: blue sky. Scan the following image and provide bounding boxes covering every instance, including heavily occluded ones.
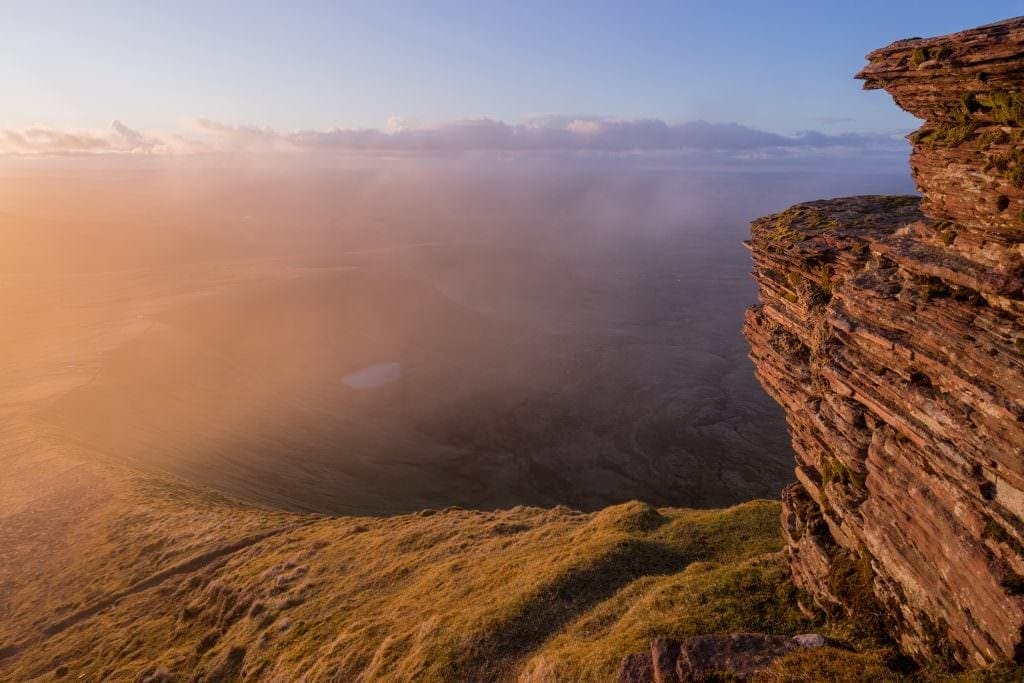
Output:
[2,2,1021,137]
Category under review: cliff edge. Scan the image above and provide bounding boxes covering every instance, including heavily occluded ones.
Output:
[744,17,1024,667]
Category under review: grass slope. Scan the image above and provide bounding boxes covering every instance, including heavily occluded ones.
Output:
[2,485,796,681]
[4,477,1015,681]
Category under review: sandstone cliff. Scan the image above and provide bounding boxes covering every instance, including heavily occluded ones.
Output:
[744,17,1024,667]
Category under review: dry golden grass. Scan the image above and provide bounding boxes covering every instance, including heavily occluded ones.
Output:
[521,554,809,681]
[756,646,902,682]
[3,488,806,682]
[7,473,1020,681]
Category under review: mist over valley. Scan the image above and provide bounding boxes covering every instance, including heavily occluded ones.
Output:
[1,163,912,515]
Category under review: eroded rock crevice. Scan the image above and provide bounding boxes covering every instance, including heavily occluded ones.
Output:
[745,17,1024,667]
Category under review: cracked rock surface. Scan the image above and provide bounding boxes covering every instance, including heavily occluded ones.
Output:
[745,16,1024,667]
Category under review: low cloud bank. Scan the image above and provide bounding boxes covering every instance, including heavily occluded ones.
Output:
[0,116,908,163]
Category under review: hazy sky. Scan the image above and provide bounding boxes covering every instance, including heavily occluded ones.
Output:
[4,1,1021,138]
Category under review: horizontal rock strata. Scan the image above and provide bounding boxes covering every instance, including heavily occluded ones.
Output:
[857,17,1024,233]
[746,17,1024,668]
[745,192,1024,666]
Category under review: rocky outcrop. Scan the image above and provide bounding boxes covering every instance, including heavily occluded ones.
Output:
[744,17,1024,668]
[858,18,1024,233]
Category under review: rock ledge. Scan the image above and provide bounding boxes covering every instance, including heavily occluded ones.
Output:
[745,17,1024,667]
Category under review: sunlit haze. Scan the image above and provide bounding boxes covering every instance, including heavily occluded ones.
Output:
[5,5,1024,681]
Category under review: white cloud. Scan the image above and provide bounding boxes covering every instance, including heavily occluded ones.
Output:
[566,119,605,136]
[383,116,418,133]
[0,116,909,160]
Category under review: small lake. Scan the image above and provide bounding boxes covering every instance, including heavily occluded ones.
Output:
[342,362,402,389]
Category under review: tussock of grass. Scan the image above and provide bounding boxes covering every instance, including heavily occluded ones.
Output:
[768,206,841,243]
[979,91,1024,127]
[757,646,900,682]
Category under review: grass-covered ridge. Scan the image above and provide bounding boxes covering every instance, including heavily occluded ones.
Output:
[5,491,804,681]
[6,476,1018,681]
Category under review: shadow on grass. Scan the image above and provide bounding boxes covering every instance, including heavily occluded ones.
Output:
[455,537,691,681]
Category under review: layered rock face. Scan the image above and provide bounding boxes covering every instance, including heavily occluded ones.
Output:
[858,17,1024,233]
[744,18,1024,667]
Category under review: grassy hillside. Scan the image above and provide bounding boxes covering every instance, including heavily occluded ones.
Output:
[6,471,1018,681]
[2,475,809,681]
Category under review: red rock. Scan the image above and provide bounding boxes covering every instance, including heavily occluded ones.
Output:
[746,180,1024,670]
[675,633,800,679]
[793,633,826,648]
[745,20,1024,666]
[651,637,682,683]
[857,18,1024,236]
[616,652,655,683]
